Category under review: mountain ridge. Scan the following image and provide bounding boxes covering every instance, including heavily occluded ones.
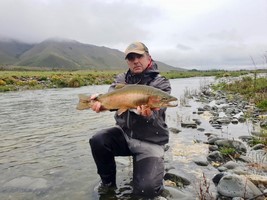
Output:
[0,38,185,71]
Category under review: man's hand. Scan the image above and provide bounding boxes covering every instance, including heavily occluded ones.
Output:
[136,105,160,117]
[90,94,102,113]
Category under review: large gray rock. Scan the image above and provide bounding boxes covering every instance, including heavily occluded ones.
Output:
[217,174,263,199]
[164,169,191,187]
[215,139,247,154]
[207,151,224,162]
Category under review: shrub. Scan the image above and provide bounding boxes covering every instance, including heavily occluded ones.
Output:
[0,79,6,86]
[219,147,237,157]
[28,80,38,86]
[256,100,267,111]
[68,77,84,87]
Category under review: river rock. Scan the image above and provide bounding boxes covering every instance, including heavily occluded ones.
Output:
[217,174,263,199]
[192,118,201,125]
[211,123,222,129]
[238,135,253,142]
[193,156,209,166]
[163,186,195,200]
[238,117,246,123]
[208,145,219,151]
[260,119,267,128]
[181,121,197,128]
[164,169,191,187]
[216,117,231,124]
[231,118,239,124]
[197,127,205,132]
[217,166,228,172]
[214,139,247,154]
[207,151,224,162]
[238,155,251,163]
[222,161,239,169]
[251,143,266,150]
[169,127,181,134]
[207,137,224,145]
[204,132,218,137]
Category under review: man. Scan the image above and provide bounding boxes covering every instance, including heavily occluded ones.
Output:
[89,42,171,198]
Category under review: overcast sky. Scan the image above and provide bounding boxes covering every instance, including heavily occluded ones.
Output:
[0,0,267,70]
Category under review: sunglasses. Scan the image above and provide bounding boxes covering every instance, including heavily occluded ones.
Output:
[126,54,144,61]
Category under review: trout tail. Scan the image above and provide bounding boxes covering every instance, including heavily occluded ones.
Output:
[76,94,93,110]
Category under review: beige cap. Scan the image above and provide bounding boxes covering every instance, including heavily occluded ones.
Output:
[125,42,149,58]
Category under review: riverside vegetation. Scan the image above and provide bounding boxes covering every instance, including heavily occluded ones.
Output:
[1,68,267,111]
[0,68,263,88]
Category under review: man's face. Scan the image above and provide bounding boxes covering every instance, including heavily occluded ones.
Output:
[126,53,151,74]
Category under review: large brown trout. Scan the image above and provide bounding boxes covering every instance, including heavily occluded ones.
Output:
[76,84,178,115]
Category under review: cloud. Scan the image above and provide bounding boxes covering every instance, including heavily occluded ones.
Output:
[0,0,160,45]
[0,0,266,70]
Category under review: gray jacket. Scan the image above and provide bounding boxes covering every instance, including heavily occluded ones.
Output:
[109,61,171,145]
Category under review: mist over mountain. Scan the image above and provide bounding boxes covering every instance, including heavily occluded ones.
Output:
[0,38,184,71]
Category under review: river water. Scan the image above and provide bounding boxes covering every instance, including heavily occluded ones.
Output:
[0,77,253,200]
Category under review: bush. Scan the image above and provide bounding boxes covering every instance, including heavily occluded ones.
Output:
[219,147,236,157]
[68,77,85,87]
[28,80,38,86]
[0,79,6,86]
[256,100,267,111]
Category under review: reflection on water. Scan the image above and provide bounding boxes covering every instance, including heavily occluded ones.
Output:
[1,77,241,199]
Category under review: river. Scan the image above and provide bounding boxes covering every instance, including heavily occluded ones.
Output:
[0,77,252,200]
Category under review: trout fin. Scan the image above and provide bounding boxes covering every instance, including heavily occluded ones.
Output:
[76,94,92,110]
[114,83,126,89]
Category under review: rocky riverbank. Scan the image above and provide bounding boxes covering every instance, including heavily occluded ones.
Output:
[162,86,267,200]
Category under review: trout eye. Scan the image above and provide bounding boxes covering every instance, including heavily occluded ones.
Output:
[161,97,168,101]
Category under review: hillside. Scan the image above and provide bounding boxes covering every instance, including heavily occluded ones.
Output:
[0,38,185,71]
[0,39,33,64]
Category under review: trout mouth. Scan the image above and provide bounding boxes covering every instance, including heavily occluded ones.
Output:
[166,101,178,107]
[164,97,178,107]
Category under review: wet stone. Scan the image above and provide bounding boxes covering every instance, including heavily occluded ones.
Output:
[181,121,197,129]
[164,169,191,187]
[193,157,209,166]
[207,151,224,162]
[231,118,239,124]
[197,127,205,132]
[214,139,247,154]
[192,118,201,125]
[222,161,239,170]
[209,145,219,151]
[251,144,265,150]
[169,127,181,134]
[217,174,263,199]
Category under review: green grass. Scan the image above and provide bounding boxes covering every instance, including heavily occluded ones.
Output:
[0,70,122,91]
[212,74,267,111]
[1,68,267,93]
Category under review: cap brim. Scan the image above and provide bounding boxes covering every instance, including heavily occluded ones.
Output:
[125,50,145,59]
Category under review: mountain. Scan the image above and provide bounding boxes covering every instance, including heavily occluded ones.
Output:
[0,38,184,71]
[0,39,33,64]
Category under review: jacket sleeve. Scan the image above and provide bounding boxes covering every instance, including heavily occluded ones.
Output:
[150,75,172,94]
[108,72,126,92]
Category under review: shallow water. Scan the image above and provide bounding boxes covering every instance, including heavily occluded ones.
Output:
[0,77,255,199]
